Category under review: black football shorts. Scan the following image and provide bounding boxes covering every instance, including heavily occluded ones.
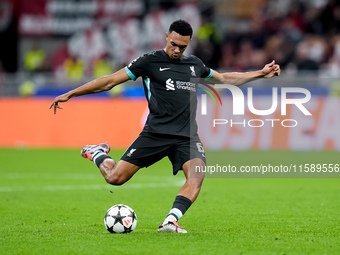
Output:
[120,132,206,175]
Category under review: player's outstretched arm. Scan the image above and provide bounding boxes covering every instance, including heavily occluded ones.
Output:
[211,60,281,86]
[49,68,130,114]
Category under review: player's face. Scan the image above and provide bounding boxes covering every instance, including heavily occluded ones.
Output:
[164,31,191,60]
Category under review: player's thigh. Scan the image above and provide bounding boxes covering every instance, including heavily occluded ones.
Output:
[182,158,205,180]
[113,160,140,182]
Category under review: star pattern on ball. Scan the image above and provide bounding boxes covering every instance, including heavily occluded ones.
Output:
[113,210,124,225]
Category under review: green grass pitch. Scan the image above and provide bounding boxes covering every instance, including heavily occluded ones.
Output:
[0,148,339,254]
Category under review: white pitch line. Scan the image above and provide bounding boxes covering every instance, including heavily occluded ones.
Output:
[0,180,185,193]
[3,173,101,180]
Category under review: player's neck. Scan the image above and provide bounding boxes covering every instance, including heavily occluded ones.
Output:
[163,48,171,58]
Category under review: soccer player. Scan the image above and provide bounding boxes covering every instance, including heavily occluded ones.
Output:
[50,19,280,233]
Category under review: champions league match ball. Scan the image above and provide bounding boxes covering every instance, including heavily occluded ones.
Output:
[104,204,137,233]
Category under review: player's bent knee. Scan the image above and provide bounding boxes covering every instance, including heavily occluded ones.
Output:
[105,174,127,186]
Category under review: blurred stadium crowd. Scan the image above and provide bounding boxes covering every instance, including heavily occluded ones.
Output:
[215,0,340,77]
[0,0,339,96]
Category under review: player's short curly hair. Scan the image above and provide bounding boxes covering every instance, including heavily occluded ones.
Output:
[169,19,193,38]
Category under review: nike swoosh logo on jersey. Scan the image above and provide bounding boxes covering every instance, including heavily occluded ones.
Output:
[159,67,170,71]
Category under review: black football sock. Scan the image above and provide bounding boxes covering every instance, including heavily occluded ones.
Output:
[163,195,192,224]
[93,152,111,168]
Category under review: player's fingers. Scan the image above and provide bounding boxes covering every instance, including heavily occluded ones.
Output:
[267,60,275,67]
[275,65,281,73]
[49,102,55,109]
[51,103,58,115]
[53,103,62,114]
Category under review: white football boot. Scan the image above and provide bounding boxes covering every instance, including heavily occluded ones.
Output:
[157,221,188,233]
[81,143,110,161]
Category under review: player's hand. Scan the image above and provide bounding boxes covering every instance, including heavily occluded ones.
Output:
[49,94,70,114]
[261,60,281,78]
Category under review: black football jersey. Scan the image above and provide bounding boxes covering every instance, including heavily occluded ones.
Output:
[125,50,213,137]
